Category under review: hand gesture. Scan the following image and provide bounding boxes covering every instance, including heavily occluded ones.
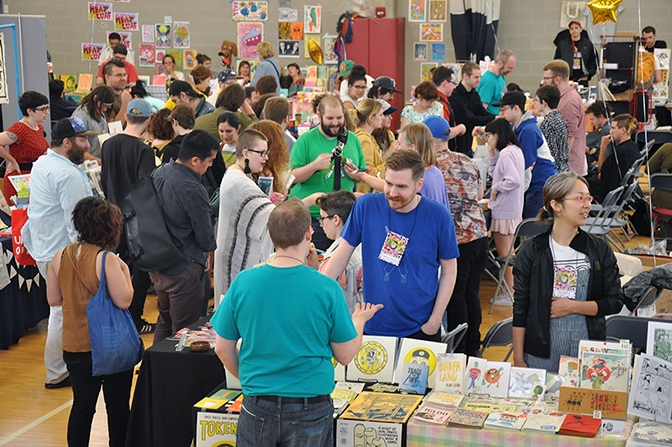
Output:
[344,161,365,181]
[472,126,485,137]
[352,302,384,325]
[305,243,319,270]
[311,153,332,172]
[5,160,20,175]
[550,297,574,318]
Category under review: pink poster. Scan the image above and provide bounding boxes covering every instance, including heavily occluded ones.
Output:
[139,44,155,67]
[238,22,263,59]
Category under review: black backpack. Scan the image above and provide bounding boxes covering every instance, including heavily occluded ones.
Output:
[120,173,183,272]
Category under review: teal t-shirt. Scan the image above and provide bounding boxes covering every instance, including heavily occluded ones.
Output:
[211,264,357,397]
[476,70,506,115]
[289,126,366,218]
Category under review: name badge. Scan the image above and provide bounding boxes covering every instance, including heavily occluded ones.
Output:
[378,231,409,266]
[573,58,581,70]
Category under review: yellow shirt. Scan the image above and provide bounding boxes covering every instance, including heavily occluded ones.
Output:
[355,127,385,193]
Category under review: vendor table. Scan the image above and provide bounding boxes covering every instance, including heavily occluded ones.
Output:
[0,211,49,350]
[126,317,226,447]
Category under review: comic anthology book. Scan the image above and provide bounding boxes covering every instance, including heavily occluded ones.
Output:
[578,340,630,392]
[447,408,488,429]
[425,390,463,410]
[647,321,672,362]
[340,392,423,424]
[508,367,546,400]
[627,353,672,424]
[347,336,397,384]
[412,403,453,425]
[483,411,528,431]
[480,361,511,399]
[521,412,566,433]
[398,362,429,395]
[465,356,486,395]
[395,338,447,389]
[557,414,601,438]
[435,353,465,394]
[559,356,580,387]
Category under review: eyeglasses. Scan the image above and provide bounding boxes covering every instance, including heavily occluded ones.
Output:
[450,81,458,86]
[499,105,511,112]
[543,76,556,81]
[247,148,269,158]
[318,215,336,224]
[34,106,50,112]
[562,195,593,204]
[352,85,367,90]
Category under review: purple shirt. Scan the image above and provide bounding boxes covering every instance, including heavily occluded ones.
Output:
[420,166,451,212]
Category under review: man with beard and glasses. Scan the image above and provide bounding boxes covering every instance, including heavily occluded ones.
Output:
[323,150,459,341]
[22,117,95,389]
[289,95,366,251]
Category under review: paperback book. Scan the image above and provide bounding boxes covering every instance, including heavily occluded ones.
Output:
[425,391,463,410]
[509,366,546,400]
[559,356,580,387]
[578,340,630,392]
[465,356,486,395]
[627,353,672,423]
[340,392,423,424]
[435,353,466,394]
[483,411,527,431]
[447,408,488,429]
[347,336,397,384]
[395,338,448,388]
[557,414,601,438]
[480,361,511,398]
[412,404,453,425]
[521,412,566,434]
[398,362,429,394]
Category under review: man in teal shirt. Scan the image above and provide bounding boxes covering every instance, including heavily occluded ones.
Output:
[213,200,381,447]
[289,95,366,250]
[476,50,516,115]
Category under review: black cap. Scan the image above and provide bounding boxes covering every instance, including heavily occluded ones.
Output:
[52,117,98,140]
[492,91,526,110]
[373,76,402,94]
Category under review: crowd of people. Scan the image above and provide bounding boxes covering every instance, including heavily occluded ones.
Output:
[11,25,670,446]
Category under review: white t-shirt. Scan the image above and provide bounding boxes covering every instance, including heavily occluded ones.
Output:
[549,236,589,300]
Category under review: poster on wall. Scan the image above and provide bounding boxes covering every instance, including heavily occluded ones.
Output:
[278,41,300,58]
[173,22,190,48]
[166,50,183,71]
[238,22,263,59]
[304,34,320,59]
[421,63,438,82]
[142,25,154,43]
[278,8,298,22]
[408,0,426,22]
[323,35,338,64]
[232,1,269,22]
[114,12,138,30]
[88,3,113,21]
[81,43,105,62]
[304,6,321,34]
[290,22,304,40]
[155,24,171,48]
[278,22,291,40]
[155,49,166,64]
[138,44,155,66]
[431,42,445,61]
[184,50,197,69]
[109,31,132,49]
[420,23,443,41]
[428,0,447,22]
[414,42,428,61]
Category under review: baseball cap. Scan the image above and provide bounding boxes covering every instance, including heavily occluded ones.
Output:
[339,60,354,77]
[422,115,451,139]
[127,98,152,118]
[373,76,402,94]
[376,99,398,116]
[492,91,526,110]
[217,69,240,83]
[568,21,582,28]
[52,117,98,140]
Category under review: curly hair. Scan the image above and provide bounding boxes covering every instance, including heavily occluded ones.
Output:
[248,120,290,193]
[148,108,175,141]
[72,197,123,250]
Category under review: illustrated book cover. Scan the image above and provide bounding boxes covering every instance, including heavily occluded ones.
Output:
[508,366,546,400]
[483,411,527,431]
[340,392,423,424]
[557,414,601,438]
[435,353,466,394]
[464,356,486,395]
[395,338,447,389]
[521,412,566,433]
[398,362,429,394]
[347,335,397,384]
[447,408,488,429]
[412,403,452,425]
[480,361,511,398]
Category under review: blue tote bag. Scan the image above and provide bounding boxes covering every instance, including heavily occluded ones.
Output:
[86,251,144,376]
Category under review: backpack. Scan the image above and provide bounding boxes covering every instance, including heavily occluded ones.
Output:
[120,173,183,272]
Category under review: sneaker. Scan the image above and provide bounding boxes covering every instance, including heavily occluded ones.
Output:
[490,293,513,306]
[138,320,156,334]
[45,376,71,389]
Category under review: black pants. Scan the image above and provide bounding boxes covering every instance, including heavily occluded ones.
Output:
[63,351,133,447]
[117,234,152,329]
[311,217,333,252]
[446,237,488,355]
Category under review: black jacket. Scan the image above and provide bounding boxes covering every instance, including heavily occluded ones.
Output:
[599,139,640,202]
[513,227,624,359]
[448,83,495,156]
[553,29,597,82]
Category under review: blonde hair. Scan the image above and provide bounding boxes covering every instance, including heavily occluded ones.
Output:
[349,99,382,128]
[400,123,436,167]
[543,60,570,81]
[257,42,274,59]
[537,172,589,223]
[612,113,638,136]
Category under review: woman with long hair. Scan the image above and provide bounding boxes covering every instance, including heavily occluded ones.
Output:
[399,81,442,128]
[47,197,135,447]
[350,99,386,193]
[238,60,252,84]
[485,118,525,304]
[217,111,241,166]
[72,86,115,159]
[248,120,291,196]
[147,108,175,157]
[513,172,624,371]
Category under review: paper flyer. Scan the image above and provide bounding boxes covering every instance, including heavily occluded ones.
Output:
[304,5,321,33]
[88,2,112,20]
[232,1,268,21]
[142,24,154,43]
[238,22,263,59]
[173,22,190,49]
[114,12,138,30]
[138,44,155,67]
[155,24,171,48]
[81,43,105,61]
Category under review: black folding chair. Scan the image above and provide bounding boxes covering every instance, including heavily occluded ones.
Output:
[478,317,513,361]
[606,315,672,350]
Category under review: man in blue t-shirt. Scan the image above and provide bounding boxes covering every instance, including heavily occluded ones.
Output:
[323,150,460,341]
[212,200,381,447]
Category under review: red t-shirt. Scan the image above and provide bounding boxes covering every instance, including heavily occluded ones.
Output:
[437,90,451,121]
[97,60,138,84]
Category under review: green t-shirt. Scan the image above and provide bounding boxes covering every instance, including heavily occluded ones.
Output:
[211,264,357,397]
[194,107,258,142]
[289,126,366,218]
[476,70,506,115]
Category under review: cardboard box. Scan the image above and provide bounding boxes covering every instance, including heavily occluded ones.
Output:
[336,419,404,447]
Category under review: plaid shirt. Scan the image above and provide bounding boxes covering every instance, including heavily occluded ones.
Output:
[152,159,216,275]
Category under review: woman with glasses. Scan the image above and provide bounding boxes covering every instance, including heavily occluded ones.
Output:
[399,81,442,128]
[512,172,624,372]
[73,86,115,161]
[248,120,290,196]
[162,55,185,81]
[342,73,368,111]
[0,91,50,205]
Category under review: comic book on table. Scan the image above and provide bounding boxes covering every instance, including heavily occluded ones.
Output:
[425,390,463,410]
[558,356,580,387]
[464,356,486,395]
[479,361,511,398]
[395,338,448,388]
[483,411,527,431]
[435,353,465,394]
[398,362,429,394]
[646,321,672,362]
[578,340,630,392]
[508,366,546,400]
[339,392,423,424]
[557,414,601,438]
[520,412,566,433]
[346,336,397,384]
[627,353,672,424]
[447,408,488,429]
[411,403,453,425]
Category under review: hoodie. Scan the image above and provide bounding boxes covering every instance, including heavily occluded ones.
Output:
[515,111,558,193]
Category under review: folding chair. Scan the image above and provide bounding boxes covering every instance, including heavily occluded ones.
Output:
[630,285,662,317]
[489,218,553,314]
[582,185,628,252]
[649,173,672,231]
[606,315,672,350]
[440,320,468,352]
[636,130,672,154]
[478,317,513,362]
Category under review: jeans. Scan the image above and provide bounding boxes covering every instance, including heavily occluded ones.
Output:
[63,351,133,447]
[117,236,153,329]
[523,189,544,219]
[447,237,488,355]
[237,396,333,447]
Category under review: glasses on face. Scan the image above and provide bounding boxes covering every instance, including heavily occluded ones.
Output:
[318,215,336,224]
[34,106,50,112]
[352,85,367,90]
[247,148,269,158]
[499,105,511,112]
[543,76,555,82]
[450,81,458,86]
[562,195,593,204]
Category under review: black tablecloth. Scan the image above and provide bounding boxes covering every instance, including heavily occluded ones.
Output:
[0,209,49,349]
[126,317,226,447]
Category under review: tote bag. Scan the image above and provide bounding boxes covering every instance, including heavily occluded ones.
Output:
[86,251,144,376]
[11,208,36,265]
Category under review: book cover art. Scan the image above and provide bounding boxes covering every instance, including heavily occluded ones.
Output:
[398,362,429,395]
[484,411,527,431]
[462,402,517,413]
[558,387,627,420]
[558,414,601,438]
[426,391,463,410]
[629,421,672,445]
[347,336,397,384]
[508,367,546,400]
[579,350,630,392]
[647,321,672,362]
[480,361,511,398]
[77,74,93,92]
[60,75,77,91]
[435,353,466,394]
[521,412,566,433]
[559,356,580,387]
[210,389,241,401]
[412,404,452,425]
[545,373,565,400]
[395,338,447,389]
[628,353,672,423]
[465,356,485,395]
[340,392,423,424]
[447,408,488,428]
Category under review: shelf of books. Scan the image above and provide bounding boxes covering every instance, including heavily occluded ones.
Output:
[190,331,672,447]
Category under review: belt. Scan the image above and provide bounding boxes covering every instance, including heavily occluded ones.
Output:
[17,162,33,171]
[253,394,330,405]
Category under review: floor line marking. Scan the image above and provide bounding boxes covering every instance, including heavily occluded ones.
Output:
[0,399,73,445]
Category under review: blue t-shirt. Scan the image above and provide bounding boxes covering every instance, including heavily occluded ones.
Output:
[212,264,357,397]
[419,166,451,211]
[476,70,506,115]
[340,194,460,336]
